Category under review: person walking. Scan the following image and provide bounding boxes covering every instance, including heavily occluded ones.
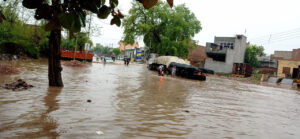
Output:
[126,58,130,66]
[171,66,176,77]
[158,65,164,76]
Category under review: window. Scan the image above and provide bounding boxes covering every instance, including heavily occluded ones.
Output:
[282,67,290,74]
[219,42,234,49]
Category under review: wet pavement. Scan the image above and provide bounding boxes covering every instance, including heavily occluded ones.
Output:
[0,59,300,138]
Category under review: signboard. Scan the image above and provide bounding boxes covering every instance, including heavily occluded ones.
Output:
[136,48,142,60]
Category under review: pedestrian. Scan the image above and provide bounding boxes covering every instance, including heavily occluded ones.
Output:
[126,58,130,66]
[172,66,176,76]
[158,65,164,76]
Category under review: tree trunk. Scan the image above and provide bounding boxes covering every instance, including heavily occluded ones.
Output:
[48,30,63,87]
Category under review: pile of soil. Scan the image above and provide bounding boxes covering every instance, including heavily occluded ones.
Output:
[63,60,86,67]
[0,63,21,74]
[3,79,33,91]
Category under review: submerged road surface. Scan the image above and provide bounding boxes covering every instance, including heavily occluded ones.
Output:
[0,59,300,138]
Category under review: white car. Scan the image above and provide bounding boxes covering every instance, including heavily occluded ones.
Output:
[103,57,114,63]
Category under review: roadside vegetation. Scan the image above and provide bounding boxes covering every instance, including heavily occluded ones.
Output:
[245,44,265,68]
[122,0,201,58]
[0,4,49,58]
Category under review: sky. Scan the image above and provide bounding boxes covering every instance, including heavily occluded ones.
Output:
[91,0,300,55]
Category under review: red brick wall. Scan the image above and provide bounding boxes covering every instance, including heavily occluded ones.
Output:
[292,49,300,61]
[259,67,277,74]
[188,45,207,67]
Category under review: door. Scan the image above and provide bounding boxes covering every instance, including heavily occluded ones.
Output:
[292,68,298,79]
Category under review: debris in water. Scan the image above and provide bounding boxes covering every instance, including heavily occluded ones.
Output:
[96,130,104,135]
[3,79,33,91]
[63,60,86,67]
[184,110,190,113]
[87,99,92,103]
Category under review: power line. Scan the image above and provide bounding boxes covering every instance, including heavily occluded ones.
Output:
[250,32,300,43]
[249,27,300,41]
[248,28,300,46]
[251,35,300,46]
[252,33,300,44]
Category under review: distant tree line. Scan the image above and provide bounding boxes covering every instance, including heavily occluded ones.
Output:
[93,43,121,56]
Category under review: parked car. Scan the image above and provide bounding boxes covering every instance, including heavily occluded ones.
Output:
[148,56,214,81]
[104,57,114,63]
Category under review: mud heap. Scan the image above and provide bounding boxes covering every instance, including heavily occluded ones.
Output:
[3,79,34,91]
[63,60,86,67]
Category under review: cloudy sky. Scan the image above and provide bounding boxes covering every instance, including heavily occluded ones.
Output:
[91,0,300,54]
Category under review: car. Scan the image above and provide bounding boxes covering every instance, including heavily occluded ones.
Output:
[103,57,114,63]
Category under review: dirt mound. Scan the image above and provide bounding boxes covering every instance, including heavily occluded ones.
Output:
[3,79,34,91]
[0,63,21,74]
[63,60,86,67]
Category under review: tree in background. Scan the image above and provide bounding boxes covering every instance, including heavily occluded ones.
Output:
[77,33,93,51]
[112,48,121,56]
[93,43,111,54]
[0,5,49,58]
[15,0,125,87]
[245,44,265,67]
[122,1,201,58]
[3,0,173,87]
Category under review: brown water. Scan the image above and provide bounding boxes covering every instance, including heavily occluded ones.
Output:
[0,59,300,138]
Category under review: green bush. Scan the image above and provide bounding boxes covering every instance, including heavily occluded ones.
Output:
[24,45,40,59]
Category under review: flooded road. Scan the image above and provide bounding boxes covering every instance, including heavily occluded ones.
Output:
[1,59,300,138]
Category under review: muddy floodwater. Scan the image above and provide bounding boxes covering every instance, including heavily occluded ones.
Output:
[1,59,300,138]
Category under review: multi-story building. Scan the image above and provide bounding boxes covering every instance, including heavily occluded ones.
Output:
[204,35,247,73]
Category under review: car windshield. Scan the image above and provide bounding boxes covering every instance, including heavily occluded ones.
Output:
[105,57,112,60]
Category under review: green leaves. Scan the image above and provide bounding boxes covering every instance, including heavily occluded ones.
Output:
[110,15,121,26]
[22,0,44,9]
[138,0,158,9]
[123,1,200,58]
[245,45,265,67]
[98,5,111,19]
[79,0,102,13]
[109,0,119,8]
[34,4,52,20]
[136,0,173,9]
[58,11,86,32]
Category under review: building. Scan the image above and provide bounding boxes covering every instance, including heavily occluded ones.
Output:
[271,51,292,60]
[119,41,139,52]
[119,41,139,59]
[188,45,208,67]
[204,35,247,73]
[277,60,300,78]
[291,48,300,60]
[257,56,277,75]
[276,49,300,78]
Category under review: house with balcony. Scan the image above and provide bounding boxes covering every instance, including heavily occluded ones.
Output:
[204,35,247,73]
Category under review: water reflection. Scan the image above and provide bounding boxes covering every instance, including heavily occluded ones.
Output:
[1,60,300,138]
[19,87,61,138]
[114,69,191,138]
